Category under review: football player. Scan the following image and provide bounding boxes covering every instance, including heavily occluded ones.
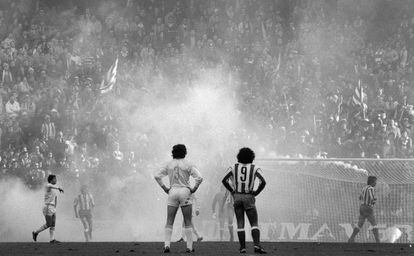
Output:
[222,148,266,254]
[74,185,95,241]
[348,176,380,243]
[155,144,203,253]
[32,175,64,243]
[212,185,235,241]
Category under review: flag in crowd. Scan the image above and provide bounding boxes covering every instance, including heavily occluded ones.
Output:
[352,79,367,118]
[352,80,364,106]
[98,58,118,94]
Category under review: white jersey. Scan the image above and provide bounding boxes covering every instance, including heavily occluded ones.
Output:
[44,183,59,206]
[155,159,203,188]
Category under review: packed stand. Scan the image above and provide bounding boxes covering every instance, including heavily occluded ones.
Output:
[0,0,414,189]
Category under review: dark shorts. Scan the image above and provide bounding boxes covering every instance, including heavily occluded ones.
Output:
[233,193,256,210]
[358,204,376,227]
[45,214,56,227]
[79,210,92,219]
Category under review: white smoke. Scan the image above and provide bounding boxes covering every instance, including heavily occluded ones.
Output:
[384,226,402,243]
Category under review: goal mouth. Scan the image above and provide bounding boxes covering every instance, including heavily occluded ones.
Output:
[253,158,414,243]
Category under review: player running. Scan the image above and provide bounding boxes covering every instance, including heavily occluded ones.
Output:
[177,194,203,243]
[222,147,267,254]
[212,185,235,241]
[154,144,203,253]
[348,176,380,243]
[74,185,95,242]
[32,174,64,243]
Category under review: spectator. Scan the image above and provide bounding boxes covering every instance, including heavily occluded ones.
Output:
[5,93,20,118]
[42,152,56,176]
[7,120,23,149]
[112,141,123,167]
[397,130,412,157]
[13,77,32,95]
[383,132,397,158]
[2,62,13,89]
[41,114,56,141]
[53,131,66,161]
[19,148,31,169]
[26,162,45,189]
[30,146,44,167]
[19,94,36,116]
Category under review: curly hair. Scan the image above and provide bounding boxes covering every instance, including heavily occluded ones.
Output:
[237,147,255,164]
[367,176,377,185]
[172,144,187,159]
[47,174,56,183]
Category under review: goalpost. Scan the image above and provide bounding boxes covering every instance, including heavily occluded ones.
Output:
[254,158,414,243]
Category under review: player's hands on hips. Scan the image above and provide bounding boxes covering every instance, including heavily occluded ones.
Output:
[196,210,200,216]
[58,188,64,193]
[251,191,258,196]
[189,187,196,193]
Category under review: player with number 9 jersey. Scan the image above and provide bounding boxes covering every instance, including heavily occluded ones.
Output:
[222,147,267,254]
[224,163,264,194]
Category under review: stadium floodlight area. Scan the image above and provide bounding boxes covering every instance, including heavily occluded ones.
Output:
[254,158,414,243]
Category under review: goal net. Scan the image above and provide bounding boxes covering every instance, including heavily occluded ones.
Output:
[254,158,414,243]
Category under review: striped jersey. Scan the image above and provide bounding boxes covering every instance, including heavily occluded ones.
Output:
[155,159,203,188]
[224,163,264,193]
[74,193,95,211]
[44,183,59,206]
[359,185,376,206]
[41,122,56,139]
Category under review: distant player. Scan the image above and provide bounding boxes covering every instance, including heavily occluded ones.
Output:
[177,194,203,243]
[154,144,203,253]
[32,174,64,243]
[348,176,380,243]
[212,185,235,241]
[222,147,267,254]
[74,185,95,242]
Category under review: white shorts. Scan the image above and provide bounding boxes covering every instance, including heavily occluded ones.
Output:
[43,205,56,216]
[168,187,192,208]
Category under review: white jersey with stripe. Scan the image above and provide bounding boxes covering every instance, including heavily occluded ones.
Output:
[74,193,95,211]
[44,183,58,206]
[154,159,203,188]
[359,185,376,206]
[225,163,263,193]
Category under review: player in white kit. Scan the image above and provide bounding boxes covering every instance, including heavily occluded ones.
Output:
[32,174,64,243]
[155,144,203,253]
[177,194,203,243]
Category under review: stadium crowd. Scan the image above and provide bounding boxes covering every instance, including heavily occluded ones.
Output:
[0,0,413,189]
